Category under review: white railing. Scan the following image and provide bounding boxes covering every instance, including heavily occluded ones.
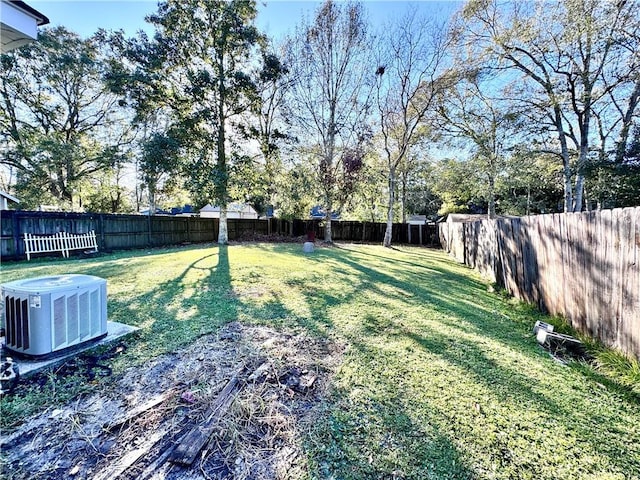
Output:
[24,230,98,261]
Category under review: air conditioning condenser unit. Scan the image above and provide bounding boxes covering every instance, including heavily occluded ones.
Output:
[2,274,107,358]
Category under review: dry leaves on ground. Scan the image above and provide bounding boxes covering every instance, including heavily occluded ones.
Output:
[0,322,343,480]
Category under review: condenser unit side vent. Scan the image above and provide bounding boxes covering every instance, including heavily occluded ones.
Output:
[2,275,107,357]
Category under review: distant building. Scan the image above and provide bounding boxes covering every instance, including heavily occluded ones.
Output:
[139,207,171,216]
[200,202,259,219]
[310,205,340,220]
[407,215,427,225]
[170,205,194,216]
[445,213,488,223]
[0,191,20,210]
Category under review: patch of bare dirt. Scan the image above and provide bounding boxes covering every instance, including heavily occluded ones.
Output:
[0,322,343,480]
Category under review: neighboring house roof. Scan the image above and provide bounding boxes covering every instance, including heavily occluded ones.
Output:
[446,214,487,223]
[0,191,20,204]
[139,207,170,215]
[200,202,257,215]
[446,213,521,223]
[407,215,427,225]
[310,205,340,220]
[1,1,50,53]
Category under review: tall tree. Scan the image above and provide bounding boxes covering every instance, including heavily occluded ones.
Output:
[501,149,564,215]
[139,132,183,214]
[0,27,132,210]
[82,161,135,214]
[587,124,640,208]
[403,157,442,220]
[374,9,450,247]
[432,157,485,214]
[142,0,262,243]
[348,152,387,223]
[459,0,640,212]
[105,31,189,214]
[435,70,519,218]
[286,0,371,243]
[230,47,290,216]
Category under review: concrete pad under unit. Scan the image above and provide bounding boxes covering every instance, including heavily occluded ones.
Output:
[2,321,138,378]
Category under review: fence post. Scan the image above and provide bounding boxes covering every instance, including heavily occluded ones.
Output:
[12,211,19,258]
[147,213,152,246]
[99,214,105,251]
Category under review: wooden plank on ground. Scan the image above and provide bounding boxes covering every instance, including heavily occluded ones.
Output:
[104,388,179,433]
[91,429,169,480]
[168,368,245,466]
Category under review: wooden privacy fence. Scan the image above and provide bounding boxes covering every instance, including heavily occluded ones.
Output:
[439,207,640,361]
[0,210,439,260]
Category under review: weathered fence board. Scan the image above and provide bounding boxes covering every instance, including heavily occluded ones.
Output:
[439,207,640,361]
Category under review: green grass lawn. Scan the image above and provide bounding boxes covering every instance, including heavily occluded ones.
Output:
[1,243,639,479]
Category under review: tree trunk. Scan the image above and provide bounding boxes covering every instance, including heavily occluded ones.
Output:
[383,168,396,248]
[148,181,156,216]
[614,79,640,164]
[573,173,585,212]
[401,170,407,224]
[218,205,228,245]
[323,123,335,244]
[324,214,333,244]
[573,108,592,212]
[217,203,229,244]
[584,185,591,212]
[324,195,333,244]
[553,104,573,212]
[217,47,228,245]
[487,175,496,219]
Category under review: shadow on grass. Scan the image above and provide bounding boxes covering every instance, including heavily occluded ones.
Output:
[235,244,639,478]
[105,246,235,359]
[230,247,482,476]
[0,245,236,428]
[328,246,543,357]
[3,243,638,478]
[312,385,475,479]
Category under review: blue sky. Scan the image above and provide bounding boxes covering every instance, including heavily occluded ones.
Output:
[28,0,461,40]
